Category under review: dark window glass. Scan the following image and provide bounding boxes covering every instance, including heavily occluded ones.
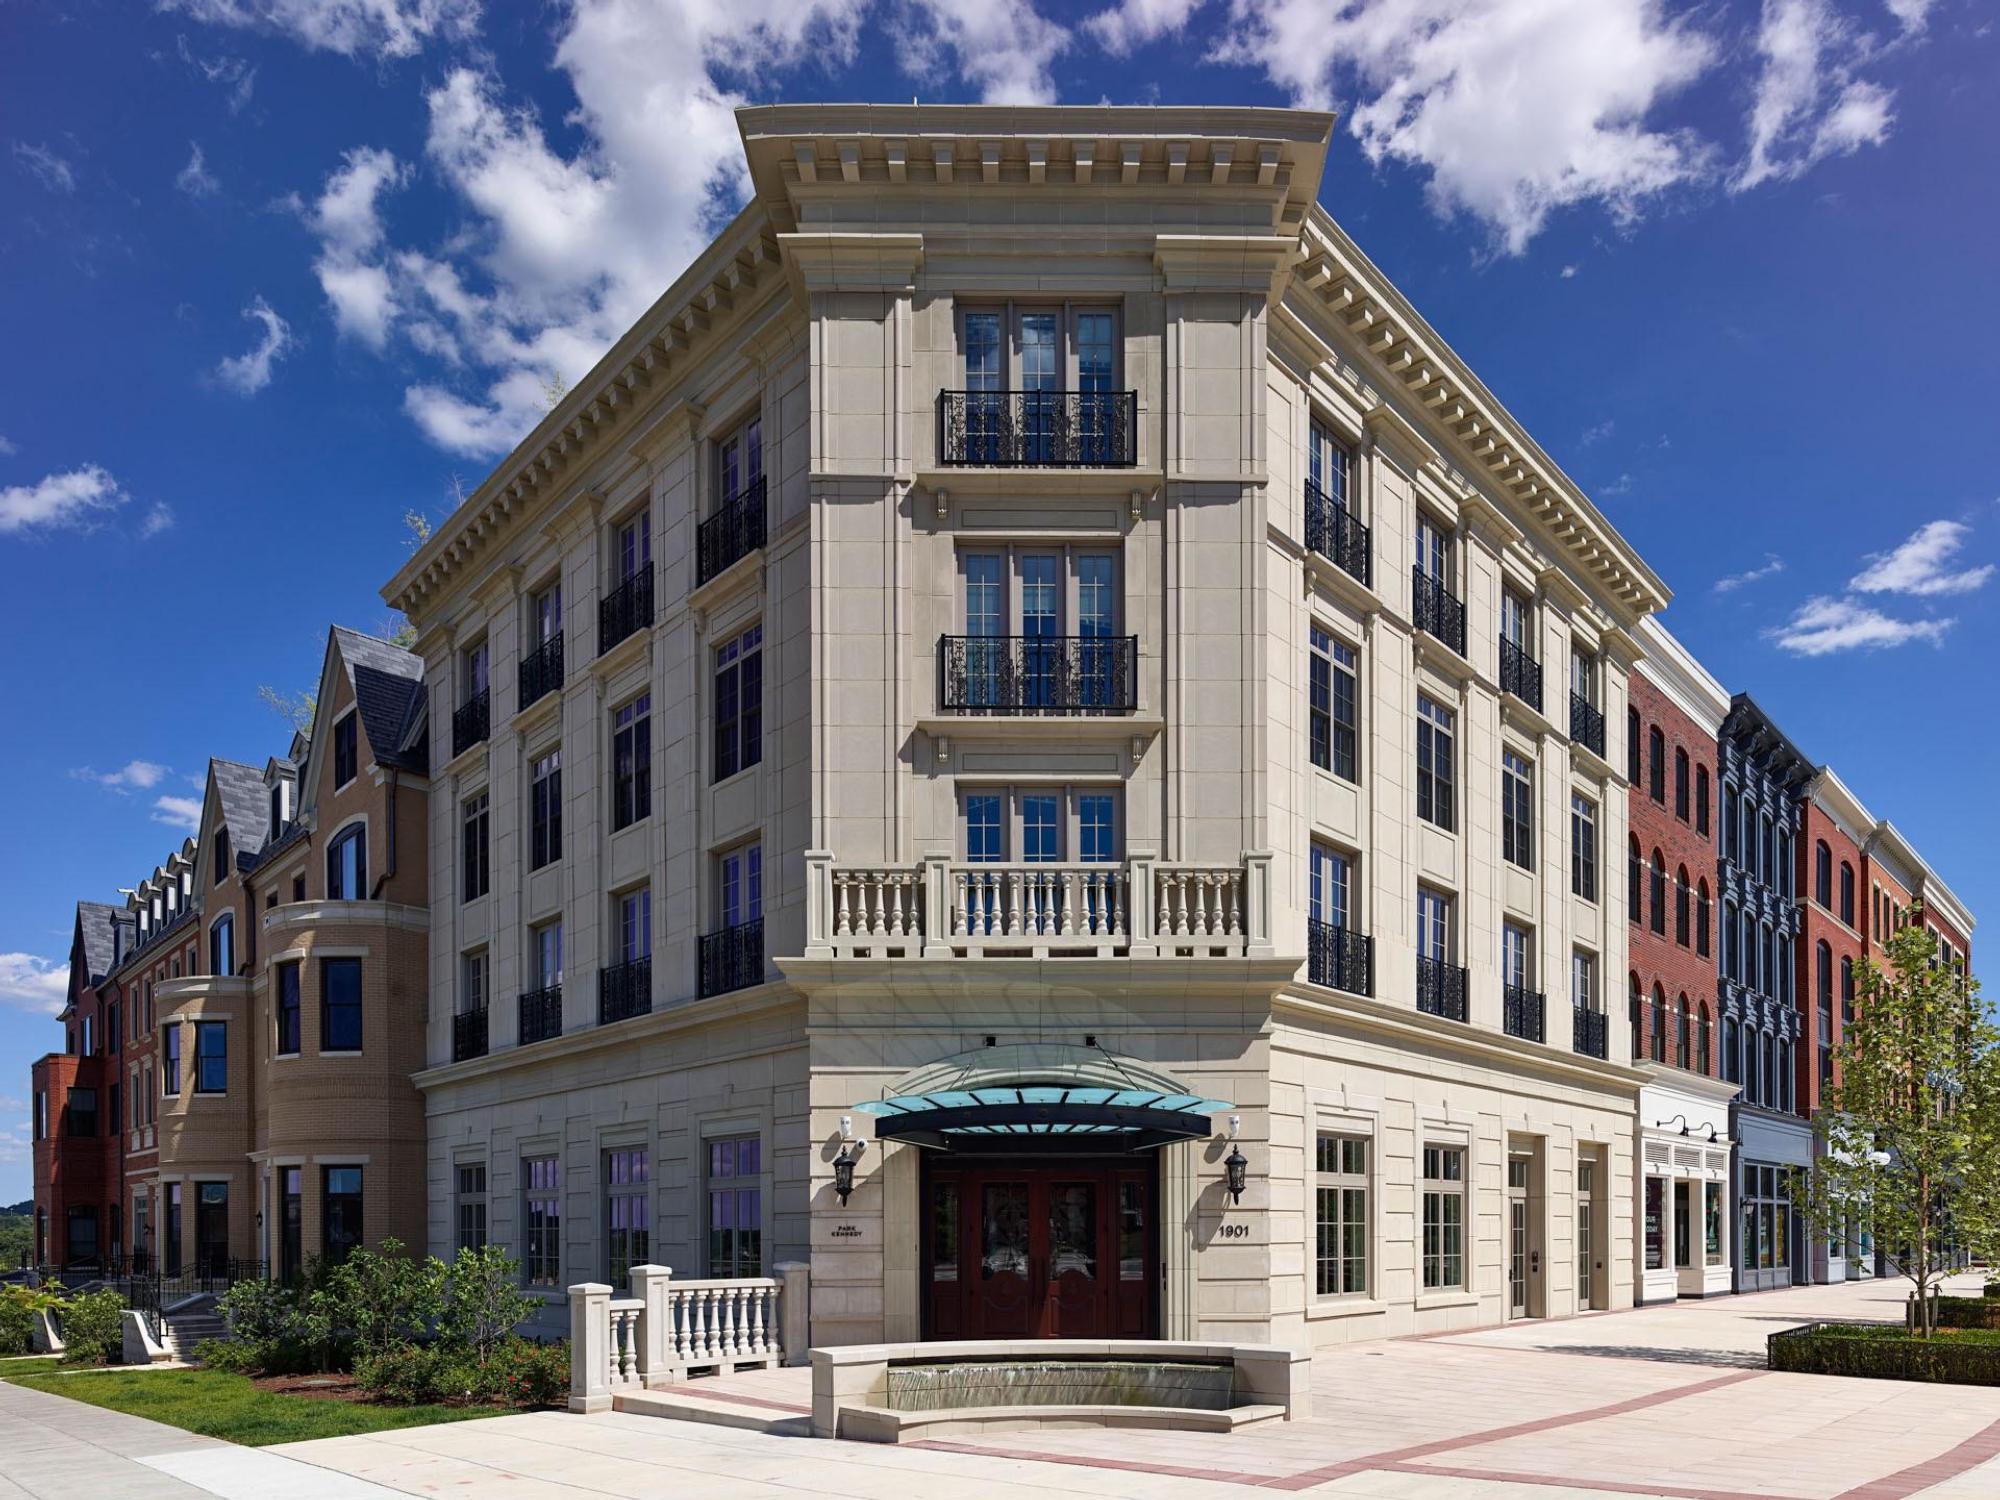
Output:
[163,1025,182,1094]
[1308,626,1358,781]
[333,713,358,786]
[613,693,653,830]
[327,826,366,901]
[707,1135,763,1277]
[1674,748,1689,819]
[277,962,301,1054]
[66,1087,97,1138]
[323,1166,363,1264]
[713,626,764,782]
[1648,726,1666,802]
[1416,696,1455,831]
[194,1022,226,1093]
[322,957,363,1052]
[462,791,490,901]
[531,750,562,869]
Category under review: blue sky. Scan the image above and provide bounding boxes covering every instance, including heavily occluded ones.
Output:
[2,0,1995,1200]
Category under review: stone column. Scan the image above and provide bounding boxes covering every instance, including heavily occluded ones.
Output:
[568,1282,612,1413]
[774,1261,811,1366]
[630,1264,674,1387]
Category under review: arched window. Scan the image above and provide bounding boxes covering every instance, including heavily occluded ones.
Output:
[1759,924,1774,998]
[1674,748,1689,820]
[1695,766,1710,835]
[1723,1015,1741,1084]
[1698,1002,1712,1075]
[1648,726,1666,802]
[1759,813,1774,885]
[1817,941,1835,1087]
[1841,956,1855,1028]
[1630,974,1644,1060]
[1839,862,1855,927]
[327,823,367,902]
[208,913,235,978]
[1652,983,1668,1063]
[1675,866,1691,946]
[1814,841,1833,906]
[1696,880,1712,957]
[1628,836,1643,920]
[1724,901,1740,980]
[1649,852,1667,935]
[1675,994,1690,1069]
[1627,707,1641,782]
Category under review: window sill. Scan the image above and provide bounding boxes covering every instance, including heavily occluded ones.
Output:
[319,1049,365,1059]
[1415,1290,1479,1312]
[1306,1297,1386,1322]
[710,764,761,792]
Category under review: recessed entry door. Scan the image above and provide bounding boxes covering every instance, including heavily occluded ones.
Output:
[1507,1154,1533,1319]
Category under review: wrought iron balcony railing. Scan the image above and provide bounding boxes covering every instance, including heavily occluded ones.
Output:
[599,957,652,1025]
[519,983,563,1045]
[1307,918,1374,997]
[518,631,564,711]
[452,1007,488,1063]
[1503,983,1545,1043]
[598,566,655,657]
[451,689,489,758]
[939,634,1138,715]
[697,476,768,585]
[1571,691,1606,758]
[937,389,1137,467]
[699,917,763,999]
[1304,479,1371,587]
[1417,954,1469,1022]
[1412,568,1467,656]
[1499,638,1543,711]
[1573,1004,1609,1059]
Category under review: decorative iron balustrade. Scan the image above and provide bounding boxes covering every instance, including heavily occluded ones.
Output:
[937,389,1138,467]
[451,689,490,758]
[599,957,652,1025]
[697,476,768,585]
[939,634,1138,715]
[1499,638,1543,711]
[1573,1004,1609,1059]
[519,983,563,1045]
[452,1007,489,1062]
[699,918,763,999]
[1412,568,1467,656]
[1307,919,1374,997]
[598,566,655,656]
[1416,955,1469,1022]
[130,1260,267,1340]
[1570,691,1606,757]
[1304,479,1372,587]
[1503,984,1545,1043]
[518,631,564,711]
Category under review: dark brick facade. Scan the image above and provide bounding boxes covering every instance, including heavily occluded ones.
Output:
[1797,800,1863,1115]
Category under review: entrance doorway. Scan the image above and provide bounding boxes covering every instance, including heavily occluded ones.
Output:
[1577,1156,1596,1311]
[195,1183,229,1277]
[1507,1153,1535,1319]
[923,1156,1156,1340]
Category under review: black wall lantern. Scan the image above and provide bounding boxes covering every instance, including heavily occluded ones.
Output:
[1223,1113,1248,1205]
[833,1115,867,1207]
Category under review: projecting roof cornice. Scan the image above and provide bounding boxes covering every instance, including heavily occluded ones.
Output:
[382,204,784,620]
[1291,210,1670,624]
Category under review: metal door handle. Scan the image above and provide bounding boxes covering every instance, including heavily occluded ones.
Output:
[1530,1251,1540,1272]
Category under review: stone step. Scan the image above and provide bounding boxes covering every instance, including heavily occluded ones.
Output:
[612,1386,812,1436]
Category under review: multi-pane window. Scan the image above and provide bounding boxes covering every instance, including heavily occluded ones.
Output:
[606,1148,651,1284]
[327,824,366,901]
[280,1167,303,1283]
[1570,794,1597,901]
[1649,853,1667,935]
[530,749,562,869]
[1674,749,1690,820]
[1627,708,1641,783]
[707,1136,763,1278]
[1500,588,1530,653]
[959,306,1119,391]
[1501,921,1532,991]
[1697,883,1712,957]
[719,846,762,930]
[1675,868,1691,946]
[162,1024,182,1095]
[533,921,564,989]
[719,415,762,500]
[1815,842,1833,907]
[1414,512,1451,583]
[455,1163,487,1253]
[617,511,651,583]
[713,624,763,781]
[462,639,489,705]
[194,1022,226,1093]
[333,712,358,787]
[1421,1145,1466,1289]
[1572,949,1595,1012]
[1648,726,1666,802]
[1314,1134,1368,1297]
[209,913,235,978]
[322,957,363,1052]
[323,1166,363,1265]
[461,949,487,1017]
[1308,419,1350,507]
[957,787,1123,862]
[1416,888,1452,964]
[1416,695,1455,830]
[1308,625,1359,781]
[1839,863,1855,927]
[523,1157,561,1287]
[612,693,652,830]
[618,888,653,962]
[462,791,490,901]
[532,582,562,646]
[1501,748,1533,869]
[1309,844,1351,930]
[1695,767,1710,835]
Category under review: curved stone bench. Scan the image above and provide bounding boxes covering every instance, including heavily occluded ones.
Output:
[809,1339,1311,1442]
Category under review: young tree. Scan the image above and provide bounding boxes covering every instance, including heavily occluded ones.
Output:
[1805,907,1993,1334]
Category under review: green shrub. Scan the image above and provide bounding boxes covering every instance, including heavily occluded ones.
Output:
[357,1344,484,1406]
[1935,1297,2000,1330]
[0,1286,60,1356]
[317,1239,443,1363]
[440,1247,536,1359]
[214,1276,346,1374]
[486,1337,569,1408]
[1769,1321,2000,1384]
[58,1289,126,1366]
[193,1337,262,1374]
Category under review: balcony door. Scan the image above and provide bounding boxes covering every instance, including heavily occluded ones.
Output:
[196,1182,229,1278]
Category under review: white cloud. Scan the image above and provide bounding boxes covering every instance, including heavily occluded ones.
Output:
[899,0,1070,104]
[174,32,258,112]
[160,0,480,59]
[1714,553,1787,593]
[214,296,295,394]
[72,760,172,792]
[1599,472,1634,497]
[0,465,130,536]
[176,141,221,198]
[152,794,205,832]
[0,434,16,455]
[300,146,409,347]
[1578,418,1614,446]
[1883,0,1935,32]
[12,140,77,193]
[1216,0,1717,254]
[0,953,68,1015]
[1768,595,1953,656]
[1735,0,1895,192]
[1560,264,1578,278]
[1849,519,1995,597]
[140,501,176,537]
[1084,0,1205,54]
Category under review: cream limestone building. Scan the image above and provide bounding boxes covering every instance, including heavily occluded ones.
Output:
[386,104,1664,1349]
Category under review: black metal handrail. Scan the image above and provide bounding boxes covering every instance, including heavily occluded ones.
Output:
[937,389,1137,467]
[451,689,489,757]
[453,1007,488,1063]
[519,631,564,711]
[939,634,1137,715]
[598,566,655,656]
[1417,955,1469,1022]
[1304,479,1371,587]
[1571,691,1606,757]
[1499,638,1543,711]
[697,476,767,585]
[699,918,763,999]
[1412,568,1467,656]
[519,984,563,1045]
[1573,1004,1609,1059]
[599,957,652,1025]
[1307,919,1374,997]
[1503,984,1545,1042]
[128,1259,267,1341]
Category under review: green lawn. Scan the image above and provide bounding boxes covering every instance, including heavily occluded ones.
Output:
[0,1357,62,1378]
[6,1368,507,1446]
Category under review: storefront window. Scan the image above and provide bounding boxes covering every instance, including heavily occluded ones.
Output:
[1705,1181,1724,1265]
[1644,1177,1665,1271]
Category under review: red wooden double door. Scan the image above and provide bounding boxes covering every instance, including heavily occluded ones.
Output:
[922,1156,1157,1340]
